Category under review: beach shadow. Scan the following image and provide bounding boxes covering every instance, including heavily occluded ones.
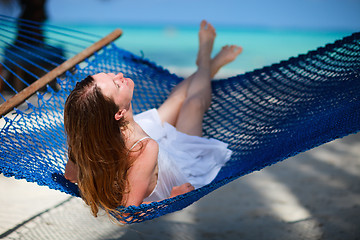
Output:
[4,133,360,240]
[259,132,360,240]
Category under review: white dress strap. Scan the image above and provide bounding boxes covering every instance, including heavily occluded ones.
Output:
[129,136,151,151]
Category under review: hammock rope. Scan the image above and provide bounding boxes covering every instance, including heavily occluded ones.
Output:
[0,16,359,223]
[0,14,103,103]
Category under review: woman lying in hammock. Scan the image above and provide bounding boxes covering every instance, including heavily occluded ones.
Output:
[64,20,242,218]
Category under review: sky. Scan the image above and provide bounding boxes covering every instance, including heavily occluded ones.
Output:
[1,0,360,31]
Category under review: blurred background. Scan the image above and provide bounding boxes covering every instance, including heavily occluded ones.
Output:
[1,0,359,78]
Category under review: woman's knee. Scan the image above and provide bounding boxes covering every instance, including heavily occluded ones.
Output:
[176,96,207,136]
[182,95,209,114]
[167,86,188,105]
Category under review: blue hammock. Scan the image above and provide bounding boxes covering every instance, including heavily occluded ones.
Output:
[0,20,359,223]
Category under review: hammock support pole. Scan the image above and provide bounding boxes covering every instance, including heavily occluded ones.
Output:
[0,29,123,117]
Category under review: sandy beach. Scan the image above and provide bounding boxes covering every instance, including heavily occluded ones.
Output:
[1,131,359,240]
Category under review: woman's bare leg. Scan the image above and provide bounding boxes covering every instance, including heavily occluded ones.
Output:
[158,23,243,128]
[158,20,213,126]
[175,20,215,136]
[157,72,197,126]
[210,45,243,78]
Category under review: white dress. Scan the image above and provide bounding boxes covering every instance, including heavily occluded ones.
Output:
[133,109,232,202]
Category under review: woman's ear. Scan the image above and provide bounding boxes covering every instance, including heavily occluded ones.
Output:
[114,109,126,121]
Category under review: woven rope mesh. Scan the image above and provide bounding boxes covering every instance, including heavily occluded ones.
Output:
[1,32,359,223]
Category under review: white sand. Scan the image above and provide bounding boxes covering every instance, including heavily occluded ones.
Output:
[1,132,359,240]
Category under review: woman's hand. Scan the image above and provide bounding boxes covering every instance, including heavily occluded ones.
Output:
[170,183,195,198]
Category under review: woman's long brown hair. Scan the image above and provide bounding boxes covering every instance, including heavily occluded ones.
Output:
[64,76,130,218]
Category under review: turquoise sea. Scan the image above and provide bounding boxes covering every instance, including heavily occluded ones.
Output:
[51,23,353,79]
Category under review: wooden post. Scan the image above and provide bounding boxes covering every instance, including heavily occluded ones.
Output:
[0,29,123,117]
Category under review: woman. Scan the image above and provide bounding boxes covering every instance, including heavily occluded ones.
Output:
[64,20,242,218]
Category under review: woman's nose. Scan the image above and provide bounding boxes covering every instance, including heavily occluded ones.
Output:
[115,73,124,79]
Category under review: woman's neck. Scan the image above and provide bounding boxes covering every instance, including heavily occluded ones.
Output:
[122,104,147,144]
[123,103,134,121]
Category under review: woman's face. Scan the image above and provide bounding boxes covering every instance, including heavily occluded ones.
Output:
[92,72,134,110]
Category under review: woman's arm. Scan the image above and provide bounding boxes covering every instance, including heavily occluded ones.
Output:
[126,139,194,206]
[125,139,159,207]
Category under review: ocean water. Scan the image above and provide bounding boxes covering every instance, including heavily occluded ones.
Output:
[50,23,353,79]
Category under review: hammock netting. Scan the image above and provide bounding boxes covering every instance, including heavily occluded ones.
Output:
[0,21,359,223]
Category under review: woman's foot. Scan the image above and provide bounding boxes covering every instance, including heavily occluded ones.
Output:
[196,20,216,69]
[211,45,243,78]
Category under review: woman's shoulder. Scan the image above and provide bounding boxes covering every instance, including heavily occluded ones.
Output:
[142,138,159,163]
[141,138,159,156]
[130,136,158,151]
[130,137,159,164]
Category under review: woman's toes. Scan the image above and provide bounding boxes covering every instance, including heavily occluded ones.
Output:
[234,46,243,54]
[200,20,207,29]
